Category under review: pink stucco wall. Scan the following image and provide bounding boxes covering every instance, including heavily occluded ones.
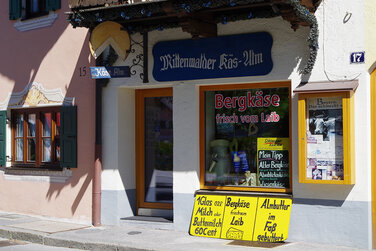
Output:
[0,1,95,223]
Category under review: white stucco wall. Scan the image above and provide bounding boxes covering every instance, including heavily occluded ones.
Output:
[365,0,376,72]
[101,0,371,248]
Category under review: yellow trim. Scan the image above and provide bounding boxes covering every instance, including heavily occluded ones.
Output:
[89,21,131,60]
[298,97,307,184]
[199,81,292,193]
[371,69,376,248]
[298,92,355,185]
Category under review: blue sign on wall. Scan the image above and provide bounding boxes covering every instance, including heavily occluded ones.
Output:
[90,67,110,79]
[90,66,130,79]
[350,52,365,64]
[152,32,273,82]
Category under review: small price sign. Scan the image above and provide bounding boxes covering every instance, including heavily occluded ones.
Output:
[350,52,365,64]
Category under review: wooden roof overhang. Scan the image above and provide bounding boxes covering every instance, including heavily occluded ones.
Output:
[68,0,320,35]
[67,0,321,73]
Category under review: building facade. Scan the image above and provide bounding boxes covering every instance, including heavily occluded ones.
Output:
[0,0,94,224]
[68,0,376,248]
[2,0,375,249]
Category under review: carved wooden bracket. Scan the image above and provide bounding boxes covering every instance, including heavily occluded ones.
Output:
[179,15,217,39]
[276,0,322,31]
[162,2,217,38]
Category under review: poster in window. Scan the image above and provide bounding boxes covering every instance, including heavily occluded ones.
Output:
[306,96,343,180]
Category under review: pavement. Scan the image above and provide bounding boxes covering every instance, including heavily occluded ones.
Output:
[0,212,368,251]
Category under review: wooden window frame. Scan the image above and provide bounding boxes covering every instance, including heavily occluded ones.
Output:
[135,88,173,210]
[298,91,355,184]
[11,106,61,169]
[199,81,292,193]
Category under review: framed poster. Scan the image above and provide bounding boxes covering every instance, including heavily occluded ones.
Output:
[298,92,355,184]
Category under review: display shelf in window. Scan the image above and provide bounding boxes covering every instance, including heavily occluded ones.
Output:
[199,81,292,193]
[296,81,357,185]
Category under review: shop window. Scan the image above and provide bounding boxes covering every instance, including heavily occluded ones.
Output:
[297,91,355,184]
[9,0,61,20]
[0,106,77,169]
[200,82,291,193]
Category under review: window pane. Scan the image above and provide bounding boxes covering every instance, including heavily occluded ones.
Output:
[16,139,23,161]
[55,112,60,136]
[306,97,343,180]
[55,138,60,161]
[27,138,36,161]
[43,139,51,162]
[28,114,36,137]
[16,114,23,137]
[43,113,51,137]
[144,96,173,204]
[28,0,41,14]
[204,87,290,188]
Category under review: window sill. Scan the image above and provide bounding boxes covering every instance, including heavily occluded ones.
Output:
[195,189,292,198]
[1,167,72,183]
[14,12,58,32]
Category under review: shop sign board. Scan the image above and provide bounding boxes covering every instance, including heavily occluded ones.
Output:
[153,32,273,81]
[189,194,292,242]
[90,66,130,79]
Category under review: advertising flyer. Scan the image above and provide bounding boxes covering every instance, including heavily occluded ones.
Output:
[306,97,344,180]
[189,194,225,239]
[257,138,289,187]
[253,197,292,242]
[220,196,258,240]
[189,194,292,242]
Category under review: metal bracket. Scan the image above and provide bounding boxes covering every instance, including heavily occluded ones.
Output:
[128,32,148,83]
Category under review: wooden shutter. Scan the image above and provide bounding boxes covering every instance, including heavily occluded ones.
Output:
[46,0,61,11]
[60,106,77,168]
[9,0,21,20]
[0,111,6,166]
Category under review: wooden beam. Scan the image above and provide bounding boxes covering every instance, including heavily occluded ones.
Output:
[179,15,217,38]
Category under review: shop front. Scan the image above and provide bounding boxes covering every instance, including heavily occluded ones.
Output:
[67,0,373,249]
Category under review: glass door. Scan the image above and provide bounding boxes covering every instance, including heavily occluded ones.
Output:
[136,88,173,210]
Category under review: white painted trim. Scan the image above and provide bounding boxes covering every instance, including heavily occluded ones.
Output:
[0,168,72,183]
[14,13,58,32]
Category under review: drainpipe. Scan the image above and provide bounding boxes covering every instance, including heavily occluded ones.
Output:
[93,78,108,226]
[93,48,117,226]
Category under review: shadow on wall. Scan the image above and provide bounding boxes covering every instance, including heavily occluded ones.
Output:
[0,1,95,218]
[292,184,354,207]
[45,32,94,215]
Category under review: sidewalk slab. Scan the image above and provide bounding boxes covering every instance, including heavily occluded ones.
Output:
[8,220,89,234]
[0,212,369,251]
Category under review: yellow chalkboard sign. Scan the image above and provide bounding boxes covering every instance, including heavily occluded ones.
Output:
[189,194,292,242]
[190,194,225,238]
[253,197,292,242]
[221,196,258,240]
